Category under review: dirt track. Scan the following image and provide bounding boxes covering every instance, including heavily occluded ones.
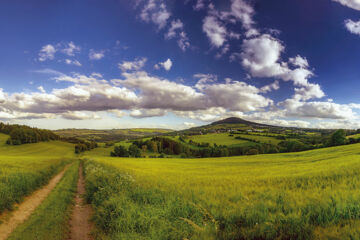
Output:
[0,166,69,240]
[68,164,93,240]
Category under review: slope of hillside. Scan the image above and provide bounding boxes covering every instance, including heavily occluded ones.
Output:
[85,143,360,239]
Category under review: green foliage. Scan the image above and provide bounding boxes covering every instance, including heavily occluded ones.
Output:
[8,162,79,240]
[74,140,98,154]
[329,129,347,146]
[128,144,141,158]
[0,122,59,145]
[111,145,129,157]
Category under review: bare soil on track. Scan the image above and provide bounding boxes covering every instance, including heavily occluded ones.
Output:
[68,164,93,240]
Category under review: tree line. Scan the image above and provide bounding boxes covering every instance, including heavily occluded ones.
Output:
[0,122,59,145]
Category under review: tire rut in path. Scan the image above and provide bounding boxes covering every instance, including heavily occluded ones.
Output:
[0,165,70,240]
[68,164,93,240]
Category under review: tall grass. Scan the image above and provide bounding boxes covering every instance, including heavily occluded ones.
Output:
[8,161,79,240]
[84,160,215,240]
[0,158,70,213]
[0,133,75,213]
[86,143,360,239]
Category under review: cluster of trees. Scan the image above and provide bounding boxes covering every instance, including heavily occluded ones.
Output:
[0,123,59,145]
[111,144,141,157]
[74,140,98,154]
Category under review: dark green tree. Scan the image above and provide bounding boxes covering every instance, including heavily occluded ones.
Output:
[329,129,346,146]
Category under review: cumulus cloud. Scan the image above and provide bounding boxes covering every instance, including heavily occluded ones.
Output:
[154,58,172,71]
[184,121,197,127]
[260,81,280,93]
[165,19,190,51]
[345,19,360,35]
[230,0,255,30]
[281,99,355,119]
[333,0,360,10]
[89,49,105,60]
[114,71,208,111]
[119,58,147,72]
[203,15,227,48]
[38,44,56,61]
[61,42,80,56]
[65,59,82,66]
[130,108,167,118]
[108,109,127,118]
[139,0,171,29]
[61,111,101,120]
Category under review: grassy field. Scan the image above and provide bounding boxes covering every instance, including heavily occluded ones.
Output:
[85,143,360,239]
[347,133,360,139]
[0,133,75,213]
[235,133,281,144]
[8,161,79,240]
[187,133,253,147]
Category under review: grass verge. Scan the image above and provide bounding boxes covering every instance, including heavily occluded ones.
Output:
[7,161,79,240]
[0,158,70,213]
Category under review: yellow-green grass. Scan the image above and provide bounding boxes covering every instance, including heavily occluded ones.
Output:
[8,161,79,240]
[188,133,254,147]
[347,133,360,139]
[86,143,360,239]
[235,133,281,144]
[0,133,75,213]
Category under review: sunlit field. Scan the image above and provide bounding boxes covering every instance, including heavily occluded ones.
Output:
[85,143,360,239]
[0,133,75,213]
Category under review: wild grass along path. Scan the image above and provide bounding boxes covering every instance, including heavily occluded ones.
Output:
[0,165,70,240]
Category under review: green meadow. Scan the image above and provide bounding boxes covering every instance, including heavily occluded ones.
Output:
[347,133,360,139]
[85,143,360,239]
[0,133,75,213]
[187,133,253,147]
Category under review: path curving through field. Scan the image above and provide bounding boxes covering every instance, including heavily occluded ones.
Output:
[68,163,93,240]
[0,165,69,240]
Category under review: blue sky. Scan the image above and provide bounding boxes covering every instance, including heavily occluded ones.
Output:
[0,0,359,129]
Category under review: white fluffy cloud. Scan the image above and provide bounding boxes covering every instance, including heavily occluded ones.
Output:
[119,58,147,72]
[333,0,360,10]
[38,44,56,61]
[154,58,172,71]
[89,49,105,60]
[230,0,255,30]
[281,99,355,119]
[61,111,101,120]
[65,59,82,66]
[203,15,228,48]
[345,19,360,35]
[139,0,171,29]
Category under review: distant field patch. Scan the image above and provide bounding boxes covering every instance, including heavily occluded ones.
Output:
[347,133,360,139]
[188,133,253,147]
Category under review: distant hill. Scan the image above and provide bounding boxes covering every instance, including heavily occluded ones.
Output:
[211,117,273,128]
[54,128,173,142]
